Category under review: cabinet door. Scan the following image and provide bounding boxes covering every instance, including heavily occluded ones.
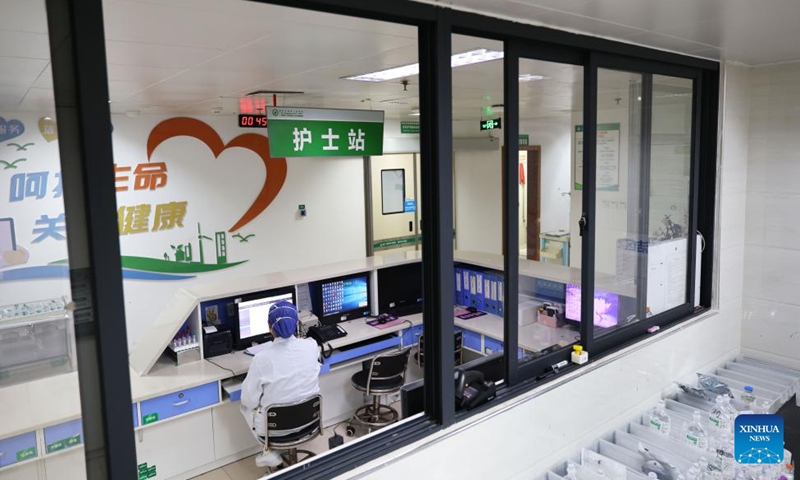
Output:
[44,448,86,480]
[135,410,214,479]
[212,402,260,460]
[0,462,40,480]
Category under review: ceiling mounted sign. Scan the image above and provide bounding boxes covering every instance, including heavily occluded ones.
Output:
[266,107,384,157]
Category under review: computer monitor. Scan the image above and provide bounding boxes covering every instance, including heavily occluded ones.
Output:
[378,262,423,316]
[233,286,296,350]
[310,272,370,326]
[564,283,620,328]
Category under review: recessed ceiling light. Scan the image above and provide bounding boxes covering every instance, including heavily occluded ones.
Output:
[344,49,504,82]
[408,109,421,117]
[519,74,545,82]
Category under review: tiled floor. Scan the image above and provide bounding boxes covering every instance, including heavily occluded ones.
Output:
[191,406,391,480]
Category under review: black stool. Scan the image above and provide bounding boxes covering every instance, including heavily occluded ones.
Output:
[349,348,410,432]
[415,330,463,368]
[259,394,322,469]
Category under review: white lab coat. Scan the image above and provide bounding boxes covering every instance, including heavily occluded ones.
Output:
[240,336,321,438]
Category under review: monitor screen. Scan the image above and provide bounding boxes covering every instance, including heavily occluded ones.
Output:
[321,274,369,317]
[237,290,294,343]
[565,284,619,328]
[378,262,422,314]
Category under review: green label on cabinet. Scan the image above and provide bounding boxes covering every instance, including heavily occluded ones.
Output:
[138,462,157,480]
[47,434,81,453]
[142,413,159,425]
[16,447,36,462]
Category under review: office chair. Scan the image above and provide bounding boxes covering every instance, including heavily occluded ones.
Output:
[414,330,463,368]
[258,394,322,470]
[349,348,410,432]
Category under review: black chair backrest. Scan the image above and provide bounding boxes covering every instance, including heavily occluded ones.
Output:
[266,394,321,432]
[370,348,410,380]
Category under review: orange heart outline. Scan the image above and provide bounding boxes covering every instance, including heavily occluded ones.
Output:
[146,117,287,232]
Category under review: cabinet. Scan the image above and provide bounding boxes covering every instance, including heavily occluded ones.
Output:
[135,409,215,479]
[44,448,86,480]
[140,381,219,425]
[212,402,260,460]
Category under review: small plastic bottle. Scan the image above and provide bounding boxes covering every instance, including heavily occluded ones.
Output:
[741,386,756,405]
[709,395,732,431]
[686,410,710,450]
[648,473,658,479]
[755,399,770,415]
[649,399,672,435]
[565,464,578,480]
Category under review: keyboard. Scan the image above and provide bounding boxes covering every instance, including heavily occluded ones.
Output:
[307,324,347,345]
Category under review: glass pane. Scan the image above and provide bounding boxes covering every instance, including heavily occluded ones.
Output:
[99,0,423,475]
[371,154,421,256]
[649,75,694,314]
[517,58,584,363]
[593,68,644,336]
[451,34,506,383]
[0,1,87,478]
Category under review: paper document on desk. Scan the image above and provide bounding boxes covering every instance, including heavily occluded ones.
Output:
[244,343,272,357]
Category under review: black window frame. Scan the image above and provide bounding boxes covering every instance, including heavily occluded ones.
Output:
[44,0,719,478]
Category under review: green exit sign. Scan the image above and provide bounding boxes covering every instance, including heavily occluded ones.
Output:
[479,118,502,131]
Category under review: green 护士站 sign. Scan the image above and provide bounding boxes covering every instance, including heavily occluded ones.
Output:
[267,107,384,157]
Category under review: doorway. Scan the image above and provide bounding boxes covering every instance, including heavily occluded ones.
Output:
[502,145,541,261]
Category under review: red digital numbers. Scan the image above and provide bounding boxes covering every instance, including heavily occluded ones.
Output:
[238,114,267,128]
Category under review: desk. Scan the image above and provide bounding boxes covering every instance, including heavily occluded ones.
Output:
[454,311,578,355]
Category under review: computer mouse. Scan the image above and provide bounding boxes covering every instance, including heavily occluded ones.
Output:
[466,306,478,313]
[378,317,387,324]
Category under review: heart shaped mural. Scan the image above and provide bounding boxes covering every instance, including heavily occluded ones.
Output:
[147,117,287,232]
[0,117,25,142]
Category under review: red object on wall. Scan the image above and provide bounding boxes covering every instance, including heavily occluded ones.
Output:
[519,163,526,185]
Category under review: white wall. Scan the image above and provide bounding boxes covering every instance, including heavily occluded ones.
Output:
[742,61,800,369]
[452,116,573,255]
[0,113,367,348]
[333,64,748,480]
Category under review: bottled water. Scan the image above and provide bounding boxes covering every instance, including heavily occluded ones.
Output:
[755,399,770,415]
[721,395,739,423]
[649,399,672,435]
[713,431,734,478]
[741,386,756,406]
[565,464,578,480]
[685,411,710,450]
[709,395,732,431]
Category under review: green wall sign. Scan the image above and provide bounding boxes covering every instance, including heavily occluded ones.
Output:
[519,134,529,146]
[400,121,420,134]
[138,462,157,480]
[267,107,384,157]
[47,434,81,453]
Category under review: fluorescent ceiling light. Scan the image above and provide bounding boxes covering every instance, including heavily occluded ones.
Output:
[408,109,421,116]
[345,49,504,82]
[519,74,545,82]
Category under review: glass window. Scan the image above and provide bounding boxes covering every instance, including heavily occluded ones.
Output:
[517,58,584,363]
[0,1,88,478]
[101,0,424,476]
[649,74,695,315]
[451,34,506,382]
[592,69,644,337]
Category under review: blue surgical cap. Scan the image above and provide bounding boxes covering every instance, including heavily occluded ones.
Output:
[268,301,298,339]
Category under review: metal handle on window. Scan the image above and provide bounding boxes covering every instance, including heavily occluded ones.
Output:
[172,399,190,407]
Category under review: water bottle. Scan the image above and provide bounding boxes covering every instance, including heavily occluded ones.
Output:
[565,464,578,480]
[686,411,710,450]
[755,399,770,415]
[714,431,734,478]
[741,386,756,406]
[648,473,658,479]
[721,395,739,423]
[709,395,732,431]
[650,399,672,435]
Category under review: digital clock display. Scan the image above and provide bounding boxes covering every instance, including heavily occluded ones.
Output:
[238,114,268,128]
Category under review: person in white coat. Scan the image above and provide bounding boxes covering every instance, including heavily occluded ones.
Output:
[240,300,320,468]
